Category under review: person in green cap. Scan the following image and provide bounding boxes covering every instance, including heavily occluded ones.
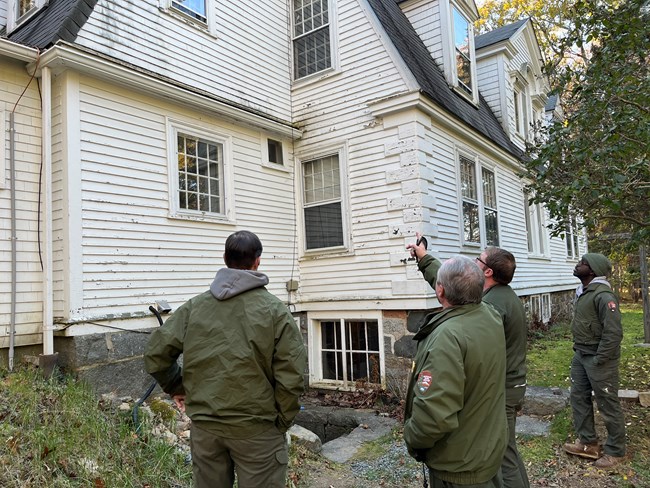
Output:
[563,253,626,468]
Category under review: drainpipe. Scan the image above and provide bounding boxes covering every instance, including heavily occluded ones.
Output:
[9,112,17,371]
[41,66,55,359]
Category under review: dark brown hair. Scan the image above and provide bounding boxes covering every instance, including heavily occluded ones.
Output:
[484,247,516,285]
[224,231,263,270]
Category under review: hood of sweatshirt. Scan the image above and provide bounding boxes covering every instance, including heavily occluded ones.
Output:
[209,268,269,300]
[576,277,611,297]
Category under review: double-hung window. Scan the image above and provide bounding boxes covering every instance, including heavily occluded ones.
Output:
[459,155,499,247]
[524,195,548,256]
[292,0,332,80]
[302,153,344,250]
[514,85,530,138]
[167,121,230,221]
[565,216,580,259]
[315,318,382,387]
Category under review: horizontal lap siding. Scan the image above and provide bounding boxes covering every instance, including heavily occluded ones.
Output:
[292,1,410,301]
[75,77,295,319]
[75,0,292,120]
[0,59,43,346]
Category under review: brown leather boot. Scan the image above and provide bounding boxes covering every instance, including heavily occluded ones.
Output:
[563,439,601,459]
[594,454,625,468]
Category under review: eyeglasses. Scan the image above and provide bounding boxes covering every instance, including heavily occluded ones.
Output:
[476,256,489,267]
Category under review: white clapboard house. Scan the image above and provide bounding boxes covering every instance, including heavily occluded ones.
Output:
[1,0,584,394]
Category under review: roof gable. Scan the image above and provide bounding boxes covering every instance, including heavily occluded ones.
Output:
[369,0,523,158]
[4,0,98,49]
[474,18,528,50]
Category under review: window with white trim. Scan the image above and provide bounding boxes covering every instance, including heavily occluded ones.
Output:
[6,0,47,32]
[171,0,206,23]
[292,0,332,80]
[0,109,5,189]
[452,7,473,95]
[159,0,215,33]
[524,195,548,256]
[565,216,580,259]
[459,155,499,246]
[302,152,345,250]
[527,294,551,324]
[168,121,230,220]
[314,319,381,387]
[514,85,530,138]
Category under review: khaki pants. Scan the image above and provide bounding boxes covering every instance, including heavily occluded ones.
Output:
[190,423,288,488]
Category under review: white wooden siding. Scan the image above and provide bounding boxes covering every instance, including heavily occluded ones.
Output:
[476,55,504,125]
[0,57,44,347]
[74,0,292,121]
[401,0,445,66]
[48,74,296,322]
[0,0,7,27]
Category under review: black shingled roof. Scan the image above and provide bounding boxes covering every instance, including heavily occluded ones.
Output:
[3,0,98,49]
[475,18,528,50]
[369,0,523,158]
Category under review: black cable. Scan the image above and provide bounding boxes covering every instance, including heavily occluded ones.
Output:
[132,306,164,434]
[422,463,429,488]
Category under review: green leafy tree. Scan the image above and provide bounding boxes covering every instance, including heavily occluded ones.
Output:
[522,0,649,243]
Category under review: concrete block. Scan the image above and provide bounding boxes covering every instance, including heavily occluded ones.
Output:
[618,389,639,402]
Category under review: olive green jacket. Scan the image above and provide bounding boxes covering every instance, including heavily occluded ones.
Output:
[403,303,508,484]
[571,281,622,363]
[483,284,527,389]
[144,268,307,439]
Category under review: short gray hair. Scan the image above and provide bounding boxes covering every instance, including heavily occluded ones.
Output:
[436,256,484,305]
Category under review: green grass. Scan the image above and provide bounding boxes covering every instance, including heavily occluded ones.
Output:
[0,367,192,487]
[522,305,650,485]
[527,306,650,390]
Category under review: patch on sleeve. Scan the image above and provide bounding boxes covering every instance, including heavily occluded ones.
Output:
[607,301,617,312]
[417,370,433,393]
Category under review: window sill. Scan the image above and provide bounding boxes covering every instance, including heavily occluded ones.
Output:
[301,246,352,260]
[168,210,235,225]
[292,67,341,89]
[451,85,479,107]
[261,161,292,173]
[158,7,218,39]
[527,254,551,261]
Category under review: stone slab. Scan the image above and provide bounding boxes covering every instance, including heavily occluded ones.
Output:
[516,415,551,437]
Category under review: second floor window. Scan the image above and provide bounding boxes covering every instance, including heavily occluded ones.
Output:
[293,0,332,80]
[565,216,580,259]
[460,155,499,246]
[303,154,344,250]
[172,0,206,23]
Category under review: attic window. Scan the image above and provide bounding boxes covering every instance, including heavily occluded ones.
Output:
[7,0,47,32]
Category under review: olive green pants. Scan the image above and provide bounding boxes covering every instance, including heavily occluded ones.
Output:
[190,423,288,488]
[570,350,626,457]
[502,386,530,488]
[428,470,503,488]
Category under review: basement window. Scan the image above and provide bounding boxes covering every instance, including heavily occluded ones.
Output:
[310,317,382,389]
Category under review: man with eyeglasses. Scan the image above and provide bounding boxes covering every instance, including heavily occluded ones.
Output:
[404,236,507,487]
[475,248,529,488]
[563,253,626,468]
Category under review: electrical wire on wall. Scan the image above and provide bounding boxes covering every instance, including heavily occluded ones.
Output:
[7,48,41,368]
[284,0,300,312]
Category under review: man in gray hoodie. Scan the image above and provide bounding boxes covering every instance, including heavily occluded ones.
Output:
[145,230,307,488]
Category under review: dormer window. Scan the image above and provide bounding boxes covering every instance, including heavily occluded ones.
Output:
[453,7,472,94]
[7,0,47,32]
[440,1,478,102]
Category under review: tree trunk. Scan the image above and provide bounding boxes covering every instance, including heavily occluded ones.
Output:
[640,244,650,343]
